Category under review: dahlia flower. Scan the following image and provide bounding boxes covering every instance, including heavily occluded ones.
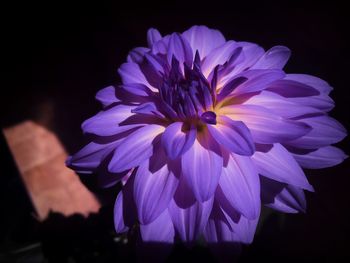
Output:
[67,26,347,244]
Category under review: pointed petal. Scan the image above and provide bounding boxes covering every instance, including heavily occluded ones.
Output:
[140,209,175,243]
[118,62,152,87]
[293,146,348,169]
[161,122,196,160]
[95,86,119,108]
[121,83,152,97]
[167,33,193,67]
[288,94,334,112]
[221,104,311,144]
[114,173,137,233]
[182,132,223,202]
[131,102,165,118]
[127,47,150,63]
[252,46,291,69]
[134,158,179,224]
[261,176,306,213]
[207,116,255,156]
[182,25,226,59]
[147,28,162,47]
[267,79,320,97]
[219,154,260,219]
[108,125,165,173]
[285,74,333,94]
[286,115,347,149]
[252,143,314,191]
[82,104,142,136]
[169,194,214,242]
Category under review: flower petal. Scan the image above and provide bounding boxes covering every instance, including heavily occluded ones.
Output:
[114,173,137,233]
[140,209,175,243]
[167,33,193,68]
[218,154,260,219]
[252,143,314,191]
[147,28,162,47]
[134,158,179,224]
[108,124,165,173]
[252,46,291,69]
[292,146,348,169]
[288,94,334,112]
[169,179,214,242]
[260,176,306,213]
[221,104,311,144]
[182,25,226,59]
[207,116,255,156]
[118,62,152,87]
[161,122,196,160]
[267,79,320,97]
[285,74,333,94]
[95,86,119,108]
[182,131,223,202]
[127,47,150,63]
[286,115,347,149]
[82,104,141,136]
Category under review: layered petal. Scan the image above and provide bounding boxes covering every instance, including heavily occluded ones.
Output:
[252,143,314,191]
[218,153,260,219]
[95,86,119,107]
[293,146,348,169]
[252,46,291,70]
[109,124,165,173]
[285,74,333,94]
[182,131,223,202]
[118,62,152,87]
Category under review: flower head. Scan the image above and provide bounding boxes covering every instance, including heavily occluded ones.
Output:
[67,26,347,244]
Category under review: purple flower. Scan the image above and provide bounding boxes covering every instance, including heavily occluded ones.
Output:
[67,26,347,244]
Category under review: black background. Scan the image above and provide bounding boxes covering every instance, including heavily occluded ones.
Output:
[1,0,349,262]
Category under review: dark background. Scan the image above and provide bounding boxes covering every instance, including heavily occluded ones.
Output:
[1,1,349,262]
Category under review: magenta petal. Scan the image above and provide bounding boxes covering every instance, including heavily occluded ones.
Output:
[286,115,347,149]
[161,122,196,160]
[140,209,175,243]
[108,125,165,173]
[169,196,214,242]
[95,86,119,108]
[219,154,260,219]
[252,143,314,191]
[207,116,255,156]
[182,25,226,59]
[147,28,162,47]
[222,104,311,144]
[261,176,306,213]
[293,146,348,169]
[252,46,291,69]
[82,104,142,136]
[134,159,179,224]
[182,132,223,202]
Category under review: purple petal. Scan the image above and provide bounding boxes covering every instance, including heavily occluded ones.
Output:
[252,46,291,69]
[219,154,260,219]
[140,53,165,88]
[167,33,193,68]
[230,69,285,96]
[286,115,347,149]
[147,28,162,47]
[82,104,142,136]
[67,140,119,172]
[252,143,314,191]
[227,214,259,244]
[285,74,333,94]
[201,41,238,77]
[161,122,196,160]
[140,209,175,243]
[169,194,214,242]
[182,25,226,59]
[207,116,255,156]
[121,83,152,97]
[127,47,150,63]
[221,104,311,144]
[134,158,179,224]
[243,91,321,119]
[293,146,348,169]
[118,62,152,87]
[131,102,165,118]
[182,132,223,202]
[288,94,334,112]
[260,176,306,213]
[95,86,119,108]
[267,79,320,97]
[114,173,137,233]
[108,125,165,173]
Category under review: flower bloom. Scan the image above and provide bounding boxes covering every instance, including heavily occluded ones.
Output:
[67,26,347,244]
